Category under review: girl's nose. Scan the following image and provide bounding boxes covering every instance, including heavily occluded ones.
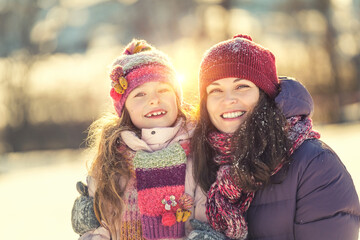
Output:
[149,93,160,105]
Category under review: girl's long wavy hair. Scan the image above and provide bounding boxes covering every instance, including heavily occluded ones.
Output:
[191,89,292,193]
[87,108,136,238]
[87,96,188,239]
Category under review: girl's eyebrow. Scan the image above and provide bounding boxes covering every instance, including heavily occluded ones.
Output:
[132,85,147,92]
[131,89,142,94]
[233,78,243,83]
[129,88,144,96]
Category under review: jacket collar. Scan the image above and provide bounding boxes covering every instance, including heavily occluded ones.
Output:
[120,118,192,152]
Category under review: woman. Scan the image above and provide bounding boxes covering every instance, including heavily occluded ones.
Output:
[189,34,360,240]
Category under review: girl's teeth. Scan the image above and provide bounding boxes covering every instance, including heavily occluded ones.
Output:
[146,111,166,117]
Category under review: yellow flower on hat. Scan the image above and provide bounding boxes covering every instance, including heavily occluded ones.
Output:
[110,65,128,96]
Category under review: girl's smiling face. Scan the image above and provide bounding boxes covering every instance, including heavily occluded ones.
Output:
[125,81,178,129]
[206,77,260,133]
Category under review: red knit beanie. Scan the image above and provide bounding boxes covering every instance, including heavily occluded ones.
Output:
[199,34,279,99]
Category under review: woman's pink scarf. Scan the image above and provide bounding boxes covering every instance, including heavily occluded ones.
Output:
[206,116,320,239]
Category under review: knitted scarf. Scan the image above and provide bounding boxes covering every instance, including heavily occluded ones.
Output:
[134,141,192,239]
[114,140,192,240]
[206,116,320,239]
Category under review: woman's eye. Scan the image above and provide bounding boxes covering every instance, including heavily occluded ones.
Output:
[236,84,249,90]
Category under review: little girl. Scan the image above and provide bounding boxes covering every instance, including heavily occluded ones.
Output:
[72,39,206,240]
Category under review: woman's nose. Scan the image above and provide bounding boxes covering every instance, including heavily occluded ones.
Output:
[223,92,238,105]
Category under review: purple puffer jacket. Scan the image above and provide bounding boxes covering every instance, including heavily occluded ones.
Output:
[246,78,360,239]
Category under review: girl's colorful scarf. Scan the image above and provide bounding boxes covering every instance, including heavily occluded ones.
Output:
[133,141,192,239]
[206,116,320,239]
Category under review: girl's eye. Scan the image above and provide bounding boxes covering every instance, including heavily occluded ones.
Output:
[134,92,146,97]
[159,88,170,93]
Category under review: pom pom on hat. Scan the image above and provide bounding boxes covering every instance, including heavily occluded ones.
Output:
[199,34,279,99]
[123,40,152,55]
[233,34,252,41]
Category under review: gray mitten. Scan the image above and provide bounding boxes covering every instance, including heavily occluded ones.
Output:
[187,219,227,240]
[71,181,100,235]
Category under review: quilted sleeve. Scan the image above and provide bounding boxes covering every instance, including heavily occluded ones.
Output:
[294,149,360,240]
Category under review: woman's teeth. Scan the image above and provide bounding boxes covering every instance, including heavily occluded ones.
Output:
[145,111,166,117]
[221,111,245,119]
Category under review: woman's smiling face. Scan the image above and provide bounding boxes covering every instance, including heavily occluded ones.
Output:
[206,77,260,133]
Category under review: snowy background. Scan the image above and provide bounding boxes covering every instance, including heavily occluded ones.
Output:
[0,122,359,240]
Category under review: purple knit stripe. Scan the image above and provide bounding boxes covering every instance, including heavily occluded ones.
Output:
[135,164,186,191]
[141,215,185,239]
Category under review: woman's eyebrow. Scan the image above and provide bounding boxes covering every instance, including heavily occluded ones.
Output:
[233,78,243,83]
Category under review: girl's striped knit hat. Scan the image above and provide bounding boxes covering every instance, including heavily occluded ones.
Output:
[109,39,182,117]
[199,34,280,99]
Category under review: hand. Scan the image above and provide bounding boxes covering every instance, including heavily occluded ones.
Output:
[71,181,100,235]
[186,219,227,240]
[76,181,89,196]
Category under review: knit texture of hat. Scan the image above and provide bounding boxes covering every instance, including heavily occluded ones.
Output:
[199,34,279,99]
[109,39,182,116]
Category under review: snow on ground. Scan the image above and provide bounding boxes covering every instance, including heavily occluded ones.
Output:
[0,122,359,240]
[315,122,360,194]
[0,149,88,240]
